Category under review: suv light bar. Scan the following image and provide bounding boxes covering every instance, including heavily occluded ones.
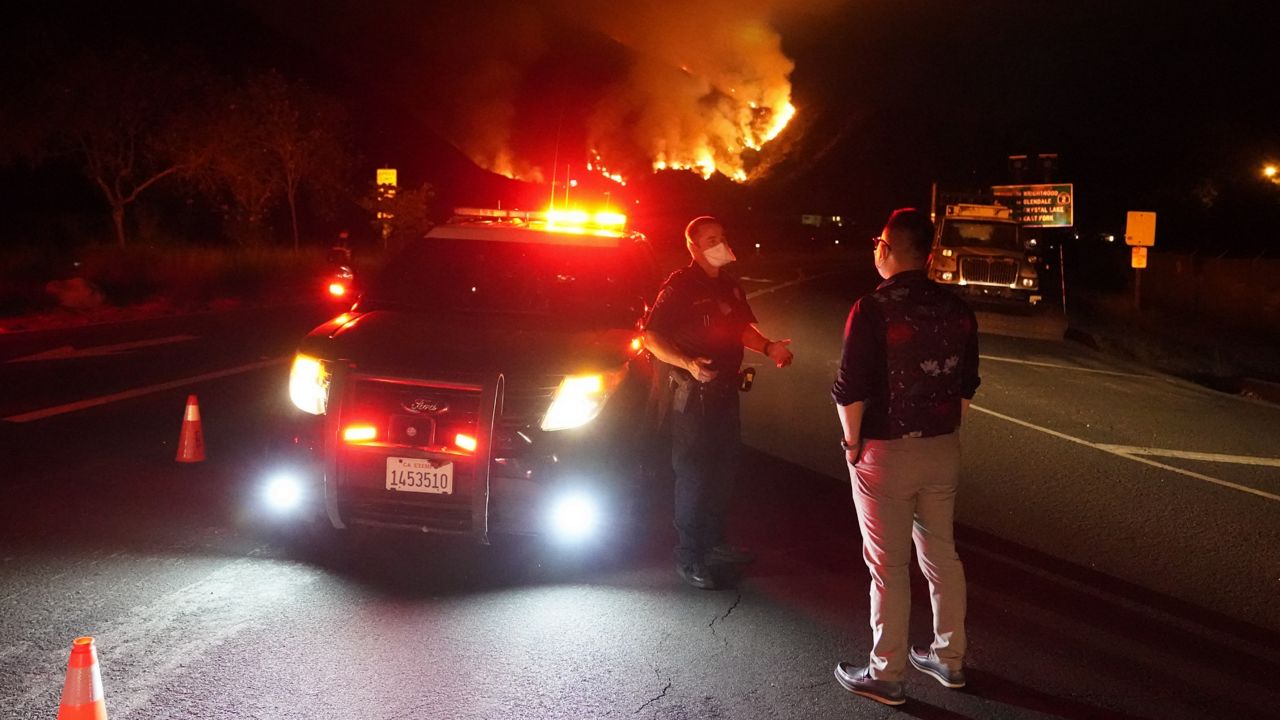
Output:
[452,207,627,231]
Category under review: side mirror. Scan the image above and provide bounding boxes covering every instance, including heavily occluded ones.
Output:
[327,266,357,301]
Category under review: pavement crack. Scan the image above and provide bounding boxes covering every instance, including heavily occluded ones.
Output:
[635,662,673,715]
[707,590,743,645]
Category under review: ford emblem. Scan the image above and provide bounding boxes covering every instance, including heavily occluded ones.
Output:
[403,397,449,415]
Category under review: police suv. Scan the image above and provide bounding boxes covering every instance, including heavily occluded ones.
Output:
[268,208,661,546]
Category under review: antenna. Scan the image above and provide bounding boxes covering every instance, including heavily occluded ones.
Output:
[548,103,565,211]
[547,103,563,210]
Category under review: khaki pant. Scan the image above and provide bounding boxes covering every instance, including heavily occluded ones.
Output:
[849,432,966,681]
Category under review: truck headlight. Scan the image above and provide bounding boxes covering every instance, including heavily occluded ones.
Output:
[1021,278,1036,288]
[941,248,955,257]
[541,370,623,431]
[289,354,331,415]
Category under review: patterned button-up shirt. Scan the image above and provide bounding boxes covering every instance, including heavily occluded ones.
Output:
[832,270,980,440]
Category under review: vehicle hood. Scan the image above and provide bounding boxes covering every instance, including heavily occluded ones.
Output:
[298,310,637,377]
[946,246,1026,259]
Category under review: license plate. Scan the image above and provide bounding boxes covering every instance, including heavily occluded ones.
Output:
[386,457,453,494]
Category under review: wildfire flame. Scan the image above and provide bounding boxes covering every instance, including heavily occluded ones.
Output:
[435,2,803,186]
[588,151,629,186]
[647,98,796,180]
[586,9,799,184]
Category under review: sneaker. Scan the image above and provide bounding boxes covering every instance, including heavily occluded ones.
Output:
[676,561,717,590]
[833,662,905,706]
[704,543,755,565]
[909,647,966,688]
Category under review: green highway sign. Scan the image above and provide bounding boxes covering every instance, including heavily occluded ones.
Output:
[992,183,1074,227]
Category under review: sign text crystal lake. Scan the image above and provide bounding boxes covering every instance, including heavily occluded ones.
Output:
[992,183,1074,227]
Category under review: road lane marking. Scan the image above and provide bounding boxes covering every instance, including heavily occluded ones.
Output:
[979,354,1148,378]
[746,271,841,299]
[970,404,1280,503]
[3,358,284,423]
[1094,445,1280,468]
[6,334,200,362]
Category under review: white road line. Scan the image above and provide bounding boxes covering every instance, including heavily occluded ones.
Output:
[970,404,1280,503]
[745,271,841,299]
[1095,445,1280,468]
[6,334,199,362]
[979,354,1148,378]
[3,358,284,423]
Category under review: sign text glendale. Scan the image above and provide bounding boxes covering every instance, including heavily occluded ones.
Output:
[992,183,1074,227]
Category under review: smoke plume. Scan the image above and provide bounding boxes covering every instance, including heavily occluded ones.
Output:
[426,0,821,185]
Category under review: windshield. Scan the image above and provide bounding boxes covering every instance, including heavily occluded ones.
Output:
[940,220,1021,251]
[363,236,656,327]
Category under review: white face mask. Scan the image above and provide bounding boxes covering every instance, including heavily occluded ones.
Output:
[703,242,736,268]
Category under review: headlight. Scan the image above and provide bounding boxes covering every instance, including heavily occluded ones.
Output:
[1021,278,1036,288]
[263,472,305,513]
[941,248,954,257]
[941,271,953,281]
[289,354,331,415]
[541,370,623,431]
[1026,255,1039,264]
[549,491,601,542]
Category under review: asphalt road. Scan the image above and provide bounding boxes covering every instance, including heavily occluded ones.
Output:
[2,262,1278,719]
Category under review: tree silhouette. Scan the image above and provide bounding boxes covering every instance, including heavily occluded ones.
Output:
[225,70,345,249]
[42,49,218,247]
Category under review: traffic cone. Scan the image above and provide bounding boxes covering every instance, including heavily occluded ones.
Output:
[57,636,108,719]
[175,394,205,463]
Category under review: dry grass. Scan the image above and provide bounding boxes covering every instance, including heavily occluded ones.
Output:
[0,243,338,328]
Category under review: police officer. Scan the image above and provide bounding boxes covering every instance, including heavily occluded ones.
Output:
[644,216,794,590]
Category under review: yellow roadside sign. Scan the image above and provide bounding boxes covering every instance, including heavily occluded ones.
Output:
[1131,247,1148,269]
[1125,211,1156,247]
[376,168,397,187]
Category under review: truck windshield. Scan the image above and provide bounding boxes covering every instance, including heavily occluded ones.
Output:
[940,221,1021,251]
[363,237,656,326]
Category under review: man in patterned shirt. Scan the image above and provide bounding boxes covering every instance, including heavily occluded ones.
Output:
[831,208,980,706]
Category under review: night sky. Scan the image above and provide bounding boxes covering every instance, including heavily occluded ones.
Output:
[4,1,1277,252]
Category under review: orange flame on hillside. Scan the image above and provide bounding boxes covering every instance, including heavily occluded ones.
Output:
[438,2,804,186]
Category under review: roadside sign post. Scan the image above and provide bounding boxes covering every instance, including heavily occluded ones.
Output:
[1125,211,1156,310]
[993,183,1075,316]
[992,183,1074,228]
[376,168,397,249]
[1060,241,1068,317]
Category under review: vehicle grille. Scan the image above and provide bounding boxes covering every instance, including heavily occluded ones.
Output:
[335,374,559,533]
[345,376,557,448]
[342,487,473,532]
[959,257,1018,286]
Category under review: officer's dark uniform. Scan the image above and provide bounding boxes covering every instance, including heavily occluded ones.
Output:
[645,262,758,568]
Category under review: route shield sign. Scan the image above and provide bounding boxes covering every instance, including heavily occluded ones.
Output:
[992,183,1074,227]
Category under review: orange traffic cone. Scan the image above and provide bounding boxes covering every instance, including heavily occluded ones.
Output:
[57,636,108,719]
[175,394,205,463]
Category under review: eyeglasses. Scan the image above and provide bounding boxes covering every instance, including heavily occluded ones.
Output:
[872,237,891,251]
